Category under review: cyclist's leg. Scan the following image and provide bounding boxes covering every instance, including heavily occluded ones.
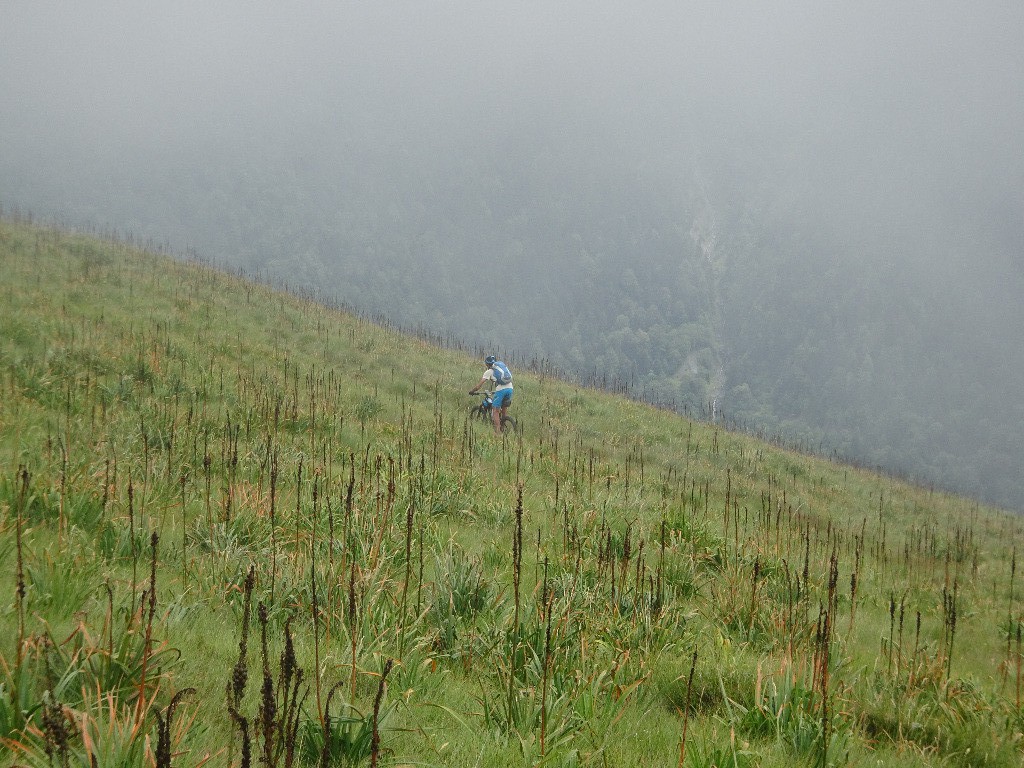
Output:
[492,389,512,433]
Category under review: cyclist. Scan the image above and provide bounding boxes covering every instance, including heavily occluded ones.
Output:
[469,355,514,434]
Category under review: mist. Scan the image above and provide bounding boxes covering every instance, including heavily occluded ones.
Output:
[2,2,1022,508]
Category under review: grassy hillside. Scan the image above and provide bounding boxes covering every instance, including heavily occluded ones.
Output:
[1,217,1022,767]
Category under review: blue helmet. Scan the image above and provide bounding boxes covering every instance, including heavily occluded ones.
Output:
[485,355,496,365]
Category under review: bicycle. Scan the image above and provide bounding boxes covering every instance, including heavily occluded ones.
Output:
[468,391,518,433]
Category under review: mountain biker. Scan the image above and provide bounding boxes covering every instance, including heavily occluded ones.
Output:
[469,355,514,435]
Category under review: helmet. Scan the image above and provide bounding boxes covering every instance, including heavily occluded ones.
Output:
[484,355,496,365]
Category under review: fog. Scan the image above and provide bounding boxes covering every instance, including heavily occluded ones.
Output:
[2,2,1023,507]
[5,3,1020,239]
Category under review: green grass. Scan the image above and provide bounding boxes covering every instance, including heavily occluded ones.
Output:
[0,216,1022,766]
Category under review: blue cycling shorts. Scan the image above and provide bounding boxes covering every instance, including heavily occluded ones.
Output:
[492,388,513,409]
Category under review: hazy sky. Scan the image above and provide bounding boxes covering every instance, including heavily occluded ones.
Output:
[5,2,1022,178]
[3,1,1021,319]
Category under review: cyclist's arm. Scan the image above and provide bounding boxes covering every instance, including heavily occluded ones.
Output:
[468,374,490,394]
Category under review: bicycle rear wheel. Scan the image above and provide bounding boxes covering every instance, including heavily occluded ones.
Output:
[500,415,518,434]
